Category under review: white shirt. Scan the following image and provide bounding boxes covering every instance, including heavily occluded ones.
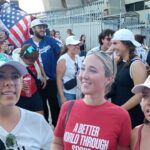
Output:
[58,53,82,94]
[0,108,54,150]
[135,45,148,63]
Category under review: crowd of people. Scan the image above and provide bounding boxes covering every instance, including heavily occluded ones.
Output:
[1,16,150,149]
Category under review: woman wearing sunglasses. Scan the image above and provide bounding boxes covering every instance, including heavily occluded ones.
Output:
[57,36,82,104]
[12,44,47,115]
[0,53,53,149]
[52,51,131,150]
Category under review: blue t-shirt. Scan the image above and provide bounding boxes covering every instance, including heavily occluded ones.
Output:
[23,36,61,80]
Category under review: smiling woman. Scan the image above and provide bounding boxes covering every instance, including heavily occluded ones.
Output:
[52,51,131,150]
[107,29,147,128]
[0,53,53,150]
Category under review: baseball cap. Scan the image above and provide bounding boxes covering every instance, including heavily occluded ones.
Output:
[30,19,47,28]
[0,53,27,76]
[132,76,150,94]
[66,36,80,46]
[112,29,141,47]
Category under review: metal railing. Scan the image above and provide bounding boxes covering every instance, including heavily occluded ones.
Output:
[32,0,150,49]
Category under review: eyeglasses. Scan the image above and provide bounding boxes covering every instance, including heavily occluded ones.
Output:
[105,37,111,41]
[5,133,17,148]
[23,46,38,56]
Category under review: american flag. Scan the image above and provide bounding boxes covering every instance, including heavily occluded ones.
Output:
[0,2,31,47]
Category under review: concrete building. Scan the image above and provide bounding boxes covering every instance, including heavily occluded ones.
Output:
[17,0,150,24]
[3,0,148,48]
[125,0,150,23]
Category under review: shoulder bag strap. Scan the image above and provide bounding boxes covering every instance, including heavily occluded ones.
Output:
[65,101,75,127]
[26,67,37,80]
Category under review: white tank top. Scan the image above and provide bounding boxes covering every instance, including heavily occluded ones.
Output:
[58,53,82,94]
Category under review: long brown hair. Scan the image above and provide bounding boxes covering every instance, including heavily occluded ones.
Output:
[118,41,137,67]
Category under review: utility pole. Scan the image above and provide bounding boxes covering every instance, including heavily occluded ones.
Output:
[119,0,122,29]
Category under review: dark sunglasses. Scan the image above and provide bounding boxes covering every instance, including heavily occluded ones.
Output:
[105,37,111,41]
[75,62,79,75]
[5,133,17,148]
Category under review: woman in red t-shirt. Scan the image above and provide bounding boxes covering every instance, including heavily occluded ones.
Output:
[12,44,47,115]
[52,51,131,150]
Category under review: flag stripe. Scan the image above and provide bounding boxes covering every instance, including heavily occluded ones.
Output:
[10,28,23,45]
[13,25,25,42]
[0,19,21,47]
[19,19,27,31]
[0,3,31,47]
[9,30,21,47]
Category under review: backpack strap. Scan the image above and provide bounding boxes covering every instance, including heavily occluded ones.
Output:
[65,101,75,127]
[26,67,37,80]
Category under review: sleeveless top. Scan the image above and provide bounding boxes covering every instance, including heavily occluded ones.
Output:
[134,124,144,150]
[57,53,82,94]
[109,59,144,128]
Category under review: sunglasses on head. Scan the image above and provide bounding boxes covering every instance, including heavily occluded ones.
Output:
[87,50,116,76]
[23,46,38,56]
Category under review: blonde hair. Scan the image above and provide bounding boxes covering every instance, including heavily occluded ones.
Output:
[87,51,117,94]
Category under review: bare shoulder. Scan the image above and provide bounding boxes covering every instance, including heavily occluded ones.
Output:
[57,58,66,65]
[132,125,141,136]
[131,60,147,83]
[131,125,143,150]
[131,60,146,69]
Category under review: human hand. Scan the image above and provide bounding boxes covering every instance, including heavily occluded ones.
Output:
[41,76,47,89]
[61,96,67,105]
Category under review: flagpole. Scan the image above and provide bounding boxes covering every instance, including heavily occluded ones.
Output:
[119,0,122,29]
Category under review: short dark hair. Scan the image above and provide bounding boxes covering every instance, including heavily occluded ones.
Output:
[98,29,115,45]
[135,34,146,45]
